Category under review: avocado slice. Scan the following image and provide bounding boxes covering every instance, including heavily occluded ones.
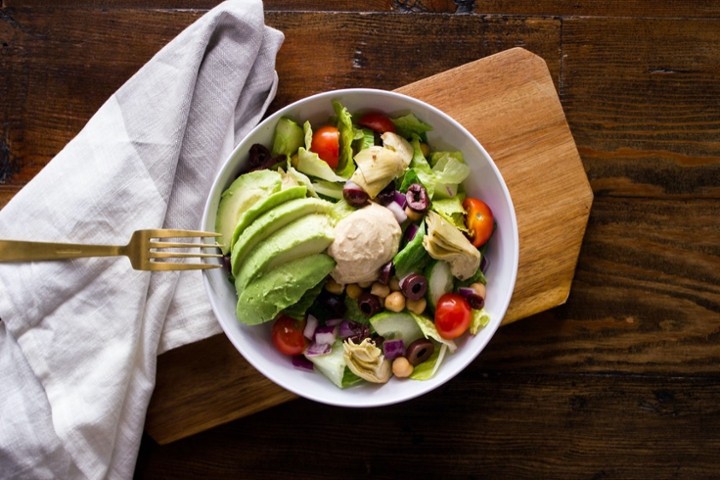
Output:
[235,253,335,325]
[230,185,308,250]
[230,197,335,277]
[215,169,282,254]
[234,213,334,291]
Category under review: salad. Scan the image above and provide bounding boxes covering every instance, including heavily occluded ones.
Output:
[215,99,495,389]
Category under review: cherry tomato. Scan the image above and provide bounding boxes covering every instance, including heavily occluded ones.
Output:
[358,112,396,134]
[271,314,307,356]
[463,197,494,248]
[311,125,340,169]
[434,293,472,339]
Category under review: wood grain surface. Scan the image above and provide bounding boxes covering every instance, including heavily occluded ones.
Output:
[2,1,719,478]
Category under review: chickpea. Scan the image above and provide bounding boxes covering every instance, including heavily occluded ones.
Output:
[384,291,406,312]
[392,356,414,378]
[325,279,344,295]
[406,297,427,315]
[358,280,373,289]
[389,276,401,291]
[470,282,486,299]
[370,282,390,298]
[346,284,363,299]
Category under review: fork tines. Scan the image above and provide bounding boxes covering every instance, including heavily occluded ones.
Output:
[147,229,223,269]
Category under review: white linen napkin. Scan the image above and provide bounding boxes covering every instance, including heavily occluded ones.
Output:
[0,1,284,478]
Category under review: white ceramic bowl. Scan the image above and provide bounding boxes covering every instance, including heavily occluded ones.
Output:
[201,88,518,407]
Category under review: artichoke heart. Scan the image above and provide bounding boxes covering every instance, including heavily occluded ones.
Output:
[343,338,392,384]
[380,132,413,167]
[350,146,407,198]
[422,210,481,280]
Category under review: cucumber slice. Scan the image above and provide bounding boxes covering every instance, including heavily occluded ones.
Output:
[369,311,424,345]
[426,260,454,310]
[306,341,363,389]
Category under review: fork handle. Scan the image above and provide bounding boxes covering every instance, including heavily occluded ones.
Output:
[0,240,122,262]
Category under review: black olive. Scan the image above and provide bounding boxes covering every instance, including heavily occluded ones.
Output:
[343,181,370,207]
[405,183,429,212]
[406,338,435,366]
[357,292,382,317]
[399,273,428,300]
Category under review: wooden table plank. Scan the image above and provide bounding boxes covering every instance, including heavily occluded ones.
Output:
[137,372,720,479]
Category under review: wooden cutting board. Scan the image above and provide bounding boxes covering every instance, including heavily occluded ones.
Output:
[145,47,593,444]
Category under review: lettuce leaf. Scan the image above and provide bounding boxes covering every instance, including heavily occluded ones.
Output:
[431,196,468,233]
[469,308,490,335]
[409,343,448,380]
[409,312,458,353]
[333,100,357,179]
[392,112,432,140]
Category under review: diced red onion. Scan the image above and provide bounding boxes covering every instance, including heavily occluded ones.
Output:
[304,314,319,340]
[378,262,394,285]
[292,355,315,370]
[457,286,485,309]
[480,255,489,273]
[382,338,406,361]
[403,223,419,243]
[393,190,407,209]
[385,201,407,223]
[314,325,337,345]
[325,318,343,327]
[305,342,332,357]
[337,320,370,342]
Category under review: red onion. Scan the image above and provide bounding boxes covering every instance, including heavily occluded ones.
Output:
[382,338,406,361]
[304,314,319,340]
[457,286,485,309]
[292,355,315,370]
[338,320,371,342]
[393,190,408,209]
[325,318,343,327]
[378,261,394,285]
[385,201,407,223]
[305,342,332,357]
[314,325,337,345]
[403,223,419,243]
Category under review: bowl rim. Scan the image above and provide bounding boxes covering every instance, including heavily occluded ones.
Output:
[201,87,519,407]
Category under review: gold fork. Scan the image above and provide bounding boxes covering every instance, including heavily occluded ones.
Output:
[0,229,223,271]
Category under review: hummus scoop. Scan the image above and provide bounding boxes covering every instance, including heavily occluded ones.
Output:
[327,202,401,284]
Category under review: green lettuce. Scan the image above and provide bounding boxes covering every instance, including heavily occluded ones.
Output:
[332,100,357,179]
[410,343,448,380]
[469,308,490,335]
[409,312,458,353]
[392,112,432,140]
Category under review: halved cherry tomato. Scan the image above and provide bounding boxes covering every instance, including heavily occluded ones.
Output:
[358,112,396,134]
[311,125,340,169]
[271,314,307,356]
[434,293,472,340]
[463,197,494,248]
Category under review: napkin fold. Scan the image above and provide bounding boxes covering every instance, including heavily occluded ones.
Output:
[0,1,284,478]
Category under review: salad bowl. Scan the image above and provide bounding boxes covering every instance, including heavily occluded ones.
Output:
[201,88,519,407]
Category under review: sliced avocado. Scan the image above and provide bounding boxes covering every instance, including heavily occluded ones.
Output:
[235,253,335,325]
[230,197,335,277]
[230,185,308,250]
[234,213,334,290]
[271,117,304,157]
[215,170,282,254]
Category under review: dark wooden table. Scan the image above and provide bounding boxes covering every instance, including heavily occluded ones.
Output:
[2,1,719,478]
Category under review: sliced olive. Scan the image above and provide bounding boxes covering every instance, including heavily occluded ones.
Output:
[399,273,428,300]
[405,183,429,212]
[358,292,382,317]
[406,338,435,366]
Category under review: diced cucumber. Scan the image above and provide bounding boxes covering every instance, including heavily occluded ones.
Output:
[305,341,363,389]
[426,260,454,310]
[369,311,424,345]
